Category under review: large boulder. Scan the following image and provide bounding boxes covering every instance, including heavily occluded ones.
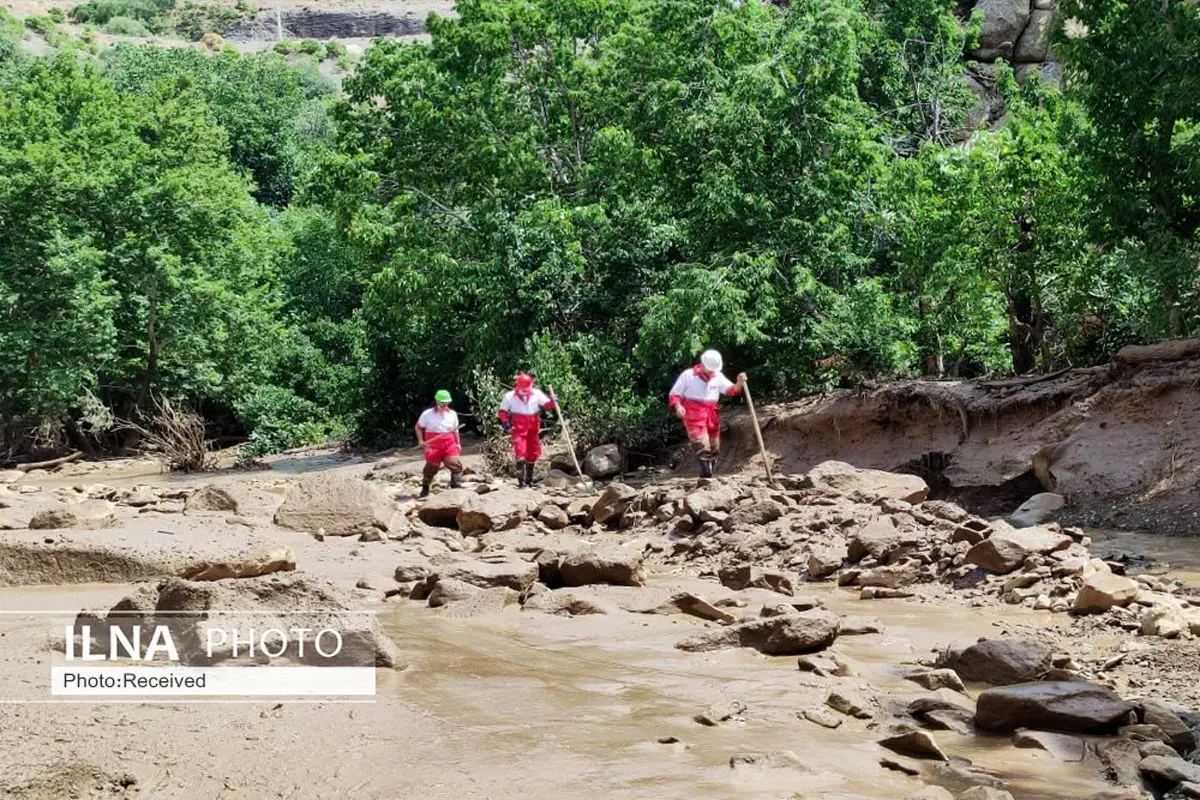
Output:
[1009,493,1065,528]
[184,486,239,514]
[589,483,638,526]
[456,491,536,535]
[722,500,786,531]
[559,545,646,587]
[848,519,902,562]
[1014,8,1056,63]
[1139,754,1200,785]
[676,609,839,656]
[969,0,1032,61]
[975,681,1134,733]
[807,541,847,580]
[682,484,741,521]
[1073,572,1139,614]
[274,476,399,536]
[583,444,622,479]
[965,523,1071,574]
[431,553,539,592]
[1140,700,1198,754]
[805,461,929,503]
[417,490,476,528]
[29,500,116,530]
[718,565,795,596]
[937,638,1052,686]
[537,504,570,530]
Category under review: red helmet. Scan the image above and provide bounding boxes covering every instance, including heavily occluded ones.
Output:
[515,373,534,390]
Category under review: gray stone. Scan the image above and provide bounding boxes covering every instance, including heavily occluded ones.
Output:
[807,541,847,579]
[28,500,116,530]
[583,444,622,479]
[975,681,1134,733]
[1012,729,1086,761]
[677,610,839,656]
[937,637,1053,685]
[537,504,570,530]
[718,564,795,596]
[185,486,239,513]
[848,518,902,562]
[922,708,976,735]
[589,483,638,526]
[801,708,843,729]
[969,0,1032,61]
[274,476,398,536]
[522,590,614,616]
[1074,571,1140,614]
[433,554,539,592]
[879,727,948,761]
[805,461,929,503]
[1140,754,1200,785]
[827,688,874,719]
[965,523,1071,574]
[1014,9,1056,63]
[559,545,646,587]
[694,699,746,726]
[1140,700,1198,754]
[1009,492,1065,527]
[1099,737,1150,790]
[905,669,967,694]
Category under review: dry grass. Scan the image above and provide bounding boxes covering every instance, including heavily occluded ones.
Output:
[122,396,215,473]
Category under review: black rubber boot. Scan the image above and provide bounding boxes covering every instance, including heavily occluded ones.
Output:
[450,472,462,489]
[525,461,537,487]
[419,481,431,498]
[515,460,527,488]
[699,460,714,479]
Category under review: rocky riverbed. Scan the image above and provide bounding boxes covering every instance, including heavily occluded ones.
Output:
[1,449,1199,799]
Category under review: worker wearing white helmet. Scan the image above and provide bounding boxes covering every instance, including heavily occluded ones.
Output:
[667,349,747,478]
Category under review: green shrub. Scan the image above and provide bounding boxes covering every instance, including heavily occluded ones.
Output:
[172,2,239,40]
[48,7,67,23]
[322,40,345,60]
[298,38,319,55]
[24,16,58,36]
[103,15,152,36]
[71,0,167,25]
[272,39,296,55]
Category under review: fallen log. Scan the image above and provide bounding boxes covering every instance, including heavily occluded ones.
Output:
[1115,338,1200,365]
[13,451,83,472]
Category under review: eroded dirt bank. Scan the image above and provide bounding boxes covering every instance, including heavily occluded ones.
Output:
[2,448,1200,799]
[719,339,1200,534]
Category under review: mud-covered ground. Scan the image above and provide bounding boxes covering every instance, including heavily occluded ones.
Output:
[2,435,1200,800]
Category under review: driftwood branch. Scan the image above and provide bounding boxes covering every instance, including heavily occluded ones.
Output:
[9,451,84,472]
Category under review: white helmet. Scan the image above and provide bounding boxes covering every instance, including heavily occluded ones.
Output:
[700,349,723,372]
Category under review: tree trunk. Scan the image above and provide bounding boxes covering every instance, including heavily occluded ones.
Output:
[1008,292,1037,374]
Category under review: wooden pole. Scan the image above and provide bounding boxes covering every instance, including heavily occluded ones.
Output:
[547,386,585,480]
[741,380,776,486]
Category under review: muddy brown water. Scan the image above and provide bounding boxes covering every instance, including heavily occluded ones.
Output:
[380,578,1113,799]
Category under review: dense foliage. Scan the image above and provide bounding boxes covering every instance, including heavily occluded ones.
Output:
[1,0,1197,457]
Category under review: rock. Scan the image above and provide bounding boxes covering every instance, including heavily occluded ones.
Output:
[728,751,812,772]
[274,476,398,536]
[456,491,536,535]
[426,577,479,607]
[1100,737,1150,790]
[590,483,638,526]
[1140,755,1200,785]
[677,609,839,656]
[542,469,573,489]
[717,564,795,596]
[393,553,432,583]
[559,545,646,587]
[1141,603,1189,638]
[797,651,854,678]
[975,681,1134,733]
[1074,572,1139,614]
[417,490,476,528]
[922,708,976,735]
[522,589,614,616]
[937,637,1052,685]
[857,563,919,589]
[801,708,843,729]
[969,0,1031,60]
[431,582,519,617]
[905,669,966,694]
[694,699,746,726]
[537,505,569,530]
[805,461,929,503]
[965,523,1071,574]
[879,727,948,761]
[0,469,25,483]
[184,486,238,513]
[848,519,902,562]
[659,592,736,624]
[1009,492,1065,527]
[721,500,785,531]
[682,484,740,521]
[958,789,1015,800]
[177,547,297,581]
[1012,729,1086,761]
[905,786,954,800]
[29,500,116,530]
[434,554,539,592]
[1121,724,1174,745]
[807,541,847,579]
[826,688,874,719]
[908,689,976,717]
[1014,9,1056,62]
[583,444,622,479]
[1141,700,1197,754]
[880,757,922,776]
[121,486,159,507]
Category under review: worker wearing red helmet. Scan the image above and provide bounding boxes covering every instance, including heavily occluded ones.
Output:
[498,373,557,488]
[668,349,746,478]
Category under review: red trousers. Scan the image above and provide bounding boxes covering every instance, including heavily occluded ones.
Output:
[509,413,542,461]
[424,433,461,464]
[681,399,720,443]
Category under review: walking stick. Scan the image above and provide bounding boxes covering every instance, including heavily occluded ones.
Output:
[547,386,585,479]
[741,380,776,487]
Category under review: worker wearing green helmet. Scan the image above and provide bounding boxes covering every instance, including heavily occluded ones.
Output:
[415,390,463,497]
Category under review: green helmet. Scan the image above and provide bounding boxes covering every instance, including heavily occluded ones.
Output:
[434,390,452,404]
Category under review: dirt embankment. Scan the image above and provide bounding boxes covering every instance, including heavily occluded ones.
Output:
[722,339,1200,534]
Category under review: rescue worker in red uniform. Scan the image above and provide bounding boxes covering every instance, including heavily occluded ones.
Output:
[415,390,463,497]
[498,373,557,488]
[668,349,746,478]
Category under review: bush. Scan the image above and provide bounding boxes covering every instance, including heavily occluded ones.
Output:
[298,38,319,55]
[102,15,152,36]
[71,0,167,25]
[48,7,67,23]
[172,2,239,40]
[322,40,345,60]
[24,16,58,36]
[272,39,296,55]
